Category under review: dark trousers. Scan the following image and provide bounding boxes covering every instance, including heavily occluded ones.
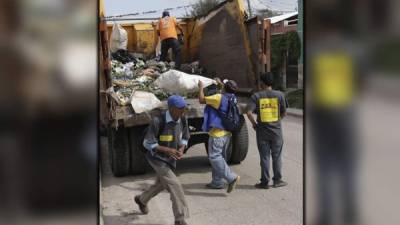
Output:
[311,109,358,225]
[256,134,283,184]
[160,38,181,69]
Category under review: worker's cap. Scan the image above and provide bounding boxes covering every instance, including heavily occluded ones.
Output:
[168,95,187,109]
[223,79,238,93]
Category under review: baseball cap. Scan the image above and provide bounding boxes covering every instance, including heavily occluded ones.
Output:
[167,95,187,109]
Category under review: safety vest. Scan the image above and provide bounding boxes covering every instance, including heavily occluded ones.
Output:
[259,98,279,123]
[313,51,355,108]
[158,16,178,41]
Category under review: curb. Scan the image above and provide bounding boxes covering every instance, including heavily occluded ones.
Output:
[287,108,303,118]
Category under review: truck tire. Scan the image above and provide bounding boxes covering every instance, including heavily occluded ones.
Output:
[229,116,249,164]
[128,127,149,175]
[108,127,130,177]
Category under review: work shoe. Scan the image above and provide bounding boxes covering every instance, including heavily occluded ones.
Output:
[175,220,188,225]
[205,183,224,189]
[134,195,149,214]
[227,176,240,193]
[254,183,270,189]
[273,180,288,188]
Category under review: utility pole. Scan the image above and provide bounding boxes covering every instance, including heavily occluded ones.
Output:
[246,0,252,17]
[297,0,303,88]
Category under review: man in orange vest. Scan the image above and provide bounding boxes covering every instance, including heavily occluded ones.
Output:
[157,11,183,69]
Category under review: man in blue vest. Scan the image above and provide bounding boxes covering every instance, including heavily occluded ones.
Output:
[198,78,240,193]
[135,95,190,225]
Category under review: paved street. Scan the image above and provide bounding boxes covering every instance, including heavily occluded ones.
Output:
[100,116,303,225]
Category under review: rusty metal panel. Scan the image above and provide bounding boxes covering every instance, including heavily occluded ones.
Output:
[134,24,156,57]
[264,19,271,72]
[246,18,261,89]
[185,0,257,90]
[198,8,253,88]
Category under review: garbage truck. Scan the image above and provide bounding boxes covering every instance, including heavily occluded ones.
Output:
[99,0,273,176]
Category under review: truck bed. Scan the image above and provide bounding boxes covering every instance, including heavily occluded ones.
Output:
[111,98,250,128]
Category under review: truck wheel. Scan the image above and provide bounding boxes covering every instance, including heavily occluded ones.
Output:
[229,116,249,164]
[128,127,149,175]
[205,136,232,163]
[108,127,130,177]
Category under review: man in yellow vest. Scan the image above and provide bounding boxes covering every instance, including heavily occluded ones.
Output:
[157,11,183,69]
[246,72,289,189]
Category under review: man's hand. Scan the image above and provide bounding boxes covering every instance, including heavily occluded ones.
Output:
[167,148,183,160]
[198,80,206,104]
[246,111,258,131]
[214,77,222,84]
[252,123,258,131]
[177,146,185,159]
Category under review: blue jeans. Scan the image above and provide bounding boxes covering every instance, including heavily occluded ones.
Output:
[256,135,283,184]
[208,135,237,187]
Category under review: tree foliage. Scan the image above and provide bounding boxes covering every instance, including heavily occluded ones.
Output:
[185,0,223,17]
[256,8,279,18]
[271,31,301,71]
[270,31,301,90]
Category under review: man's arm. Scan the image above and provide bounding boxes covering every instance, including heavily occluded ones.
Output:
[198,80,206,104]
[177,25,183,35]
[175,17,183,34]
[280,94,288,119]
[246,95,258,130]
[177,117,190,158]
[155,20,160,36]
[214,77,224,90]
[143,118,182,159]
[246,111,258,130]
[154,145,182,160]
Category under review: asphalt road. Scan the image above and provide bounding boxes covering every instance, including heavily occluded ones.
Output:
[100,116,303,225]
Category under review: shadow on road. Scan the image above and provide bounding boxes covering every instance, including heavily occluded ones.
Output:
[102,211,142,225]
[236,184,257,190]
[181,182,228,198]
[102,155,212,188]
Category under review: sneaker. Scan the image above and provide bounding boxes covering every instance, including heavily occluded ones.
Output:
[134,195,149,214]
[205,183,224,189]
[175,220,188,225]
[227,176,240,193]
[273,180,288,188]
[255,183,270,189]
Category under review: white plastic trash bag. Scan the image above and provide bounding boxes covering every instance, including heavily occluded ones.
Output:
[110,22,128,53]
[154,70,214,94]
[130,91,162,113]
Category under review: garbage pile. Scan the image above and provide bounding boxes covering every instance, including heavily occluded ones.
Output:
[109,50,211,112]
[180,61,204,75]
[110,59,171,106]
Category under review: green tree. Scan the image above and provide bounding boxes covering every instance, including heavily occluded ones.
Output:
[185,0,223,17]
[271,31,301,71]
[271,31,301,90]
[256,8,279,18]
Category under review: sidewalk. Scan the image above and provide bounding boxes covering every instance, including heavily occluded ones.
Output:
[287,108,303,118]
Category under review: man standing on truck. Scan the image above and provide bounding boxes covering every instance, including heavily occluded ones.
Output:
[246,72,288,189]
[134,95,190,225]
[157,10,183,69]
[198,78,240,193]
